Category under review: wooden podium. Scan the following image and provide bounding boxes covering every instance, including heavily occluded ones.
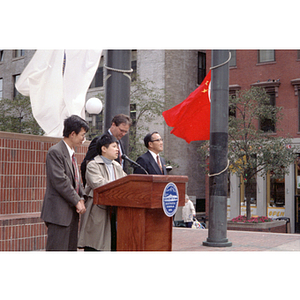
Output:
[93,174,188,251]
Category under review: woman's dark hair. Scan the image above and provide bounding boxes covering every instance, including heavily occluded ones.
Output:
[63,115,89,137]
[96,134,118,155]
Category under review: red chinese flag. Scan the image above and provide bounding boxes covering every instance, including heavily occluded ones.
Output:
[162,70,211,143]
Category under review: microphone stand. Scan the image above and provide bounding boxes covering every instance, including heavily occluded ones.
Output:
[121,154,149,175]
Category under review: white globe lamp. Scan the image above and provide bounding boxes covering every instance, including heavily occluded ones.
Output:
[86,97,103,115]
[86,97,103,126]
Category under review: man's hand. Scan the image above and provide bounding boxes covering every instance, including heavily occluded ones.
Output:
[76,199,86,214]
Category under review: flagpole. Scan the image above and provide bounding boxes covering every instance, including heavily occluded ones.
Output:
[203,50,232,247]
[104,49,132,251]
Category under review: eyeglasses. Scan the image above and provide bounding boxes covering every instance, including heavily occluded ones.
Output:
[117,126,128,134]
[151,138,163,142]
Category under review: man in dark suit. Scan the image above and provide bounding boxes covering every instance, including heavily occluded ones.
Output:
[41,115,89,251]
[133,132,167,175]
[81,114,132,186]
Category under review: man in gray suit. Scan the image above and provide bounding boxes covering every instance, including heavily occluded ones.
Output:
[41,115,89,251]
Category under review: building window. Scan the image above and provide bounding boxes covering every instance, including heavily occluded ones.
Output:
[13,50,24,58]
[229,100,236,118]
[291,78,300,131]
[251,80,280,133]
[131,50,137,81]
[267,171,285,208]
[13,75,20,98]
[229,85,241,118]
[198,51,206,84]
[130,103,136,125]
[229,50,236,67]
[0,78,3,99]
[295,156,300,232]
[0,50,3,62]
[86,112,104,140]
[298,91,300,132]
[89,55,104,88]
[260,91,276,132]
[129,103,137,153]
[229,90,237,118]
[297,50,300,60]
[258,50,275,63]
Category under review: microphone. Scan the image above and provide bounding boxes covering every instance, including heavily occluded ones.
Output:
[121,154,148,175]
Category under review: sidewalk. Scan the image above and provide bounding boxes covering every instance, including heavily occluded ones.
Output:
[172,227,300,251]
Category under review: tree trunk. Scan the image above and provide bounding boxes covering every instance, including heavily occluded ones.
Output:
[246,195,251,220]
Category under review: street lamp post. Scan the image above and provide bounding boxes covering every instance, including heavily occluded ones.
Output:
[86,97,103,126]
[85,97,103,139]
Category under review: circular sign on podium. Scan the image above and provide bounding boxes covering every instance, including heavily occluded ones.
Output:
[162,182,179,217]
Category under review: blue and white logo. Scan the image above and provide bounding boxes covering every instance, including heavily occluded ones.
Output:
[162,182,179,217]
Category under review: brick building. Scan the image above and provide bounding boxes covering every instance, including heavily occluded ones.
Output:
[206,50,300,232]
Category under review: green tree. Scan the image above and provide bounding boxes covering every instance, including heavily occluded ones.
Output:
[200,87,297,219]
[229,87,297,219]
[0,95,44,135]
[129,76,166,161]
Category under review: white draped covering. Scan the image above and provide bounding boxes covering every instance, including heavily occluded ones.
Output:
[15,49,102,137]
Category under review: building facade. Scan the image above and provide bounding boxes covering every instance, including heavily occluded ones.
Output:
[3,49,299,232]
[0,49,207,217]
[0,50,35,100]
[87,50,206,207]
[206,50,300,232]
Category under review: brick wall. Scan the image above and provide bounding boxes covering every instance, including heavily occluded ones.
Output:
[0,131,89,251]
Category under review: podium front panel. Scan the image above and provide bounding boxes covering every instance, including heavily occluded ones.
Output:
[117,207,172,251]
[93,174,188,251]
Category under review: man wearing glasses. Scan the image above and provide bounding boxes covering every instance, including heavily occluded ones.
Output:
[81,114,132,186]
[133,132,167,175]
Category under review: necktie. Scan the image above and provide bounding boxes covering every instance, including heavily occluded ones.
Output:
[118,144,122,166]
[72,153,80,194]
[157,155,163,173]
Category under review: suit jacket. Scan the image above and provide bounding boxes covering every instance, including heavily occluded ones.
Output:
[41,140,86,227]
[133,151,167,175]
[80,130,125,186]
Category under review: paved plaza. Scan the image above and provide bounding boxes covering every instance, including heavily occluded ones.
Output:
[172,227,300,251]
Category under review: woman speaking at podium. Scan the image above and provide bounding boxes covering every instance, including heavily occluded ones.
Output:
[78,134,127,251]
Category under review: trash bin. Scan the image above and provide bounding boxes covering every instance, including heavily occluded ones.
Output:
[275,217,290,233]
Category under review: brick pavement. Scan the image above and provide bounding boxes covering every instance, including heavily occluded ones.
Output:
[172,227,300,251]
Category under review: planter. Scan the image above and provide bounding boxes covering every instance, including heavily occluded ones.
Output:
[227,220,288,233]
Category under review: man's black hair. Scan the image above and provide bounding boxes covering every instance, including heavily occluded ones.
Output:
[63,115,89,137]
[143,131,158,148]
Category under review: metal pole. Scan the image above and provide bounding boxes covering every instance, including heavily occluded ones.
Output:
[104,50,131,251]
[104,49,131,155]
[203,50,232,247]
